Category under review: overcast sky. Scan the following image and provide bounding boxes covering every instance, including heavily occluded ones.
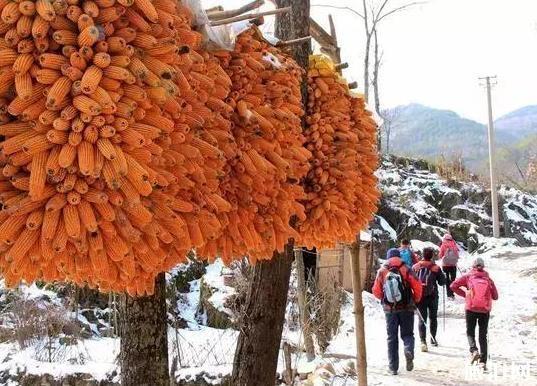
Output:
[201,0,537,123]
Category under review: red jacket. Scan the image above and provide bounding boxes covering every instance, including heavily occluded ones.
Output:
[450,268,498,312]
[439,239,459,267]
[373,257,423,312]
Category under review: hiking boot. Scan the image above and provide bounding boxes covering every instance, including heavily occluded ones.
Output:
[388,369,398,375]
[421,342,428,352]
[478,362,487,372]
[430,337,438,347]
[405,351,414,371]
[470,351,480,365]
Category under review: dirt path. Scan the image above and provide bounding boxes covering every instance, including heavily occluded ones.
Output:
[326,246,537,385]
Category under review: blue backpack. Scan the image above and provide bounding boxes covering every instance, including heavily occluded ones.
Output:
[399,248,413,268]
[383,264,412,308]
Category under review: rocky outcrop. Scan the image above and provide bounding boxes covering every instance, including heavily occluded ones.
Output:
[0,372,118,386]
[377,156,537,249]
[0,371,232,386]
[198,278,234,329]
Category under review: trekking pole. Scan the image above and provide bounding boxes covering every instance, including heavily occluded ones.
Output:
[415,307,427,328]
[442,286,446,332]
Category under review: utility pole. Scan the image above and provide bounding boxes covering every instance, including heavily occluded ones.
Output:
[479,76,500,238]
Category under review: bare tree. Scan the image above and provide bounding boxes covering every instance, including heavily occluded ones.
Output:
[372,28,382,118]
[372,28,383,148]
[313,1,422,152]
[312,1,423,103]
[380,106,402,155]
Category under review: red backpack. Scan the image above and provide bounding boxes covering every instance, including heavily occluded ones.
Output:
[467,275,492,313]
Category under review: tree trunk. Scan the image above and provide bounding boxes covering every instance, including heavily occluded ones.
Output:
[363,34,371,104]
[385,124,391,154]
[231,247,294,386]
[373,29,382,151]
[119,273,169,386]
[362,0,370,103]
[295,249,315,360]
[275,0,310,71]
[232,2,310,384]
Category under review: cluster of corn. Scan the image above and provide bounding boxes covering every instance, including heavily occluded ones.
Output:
[199,28,309,263]
[0,1,380,294]
[298,55,379,248]
[0,0,240,295]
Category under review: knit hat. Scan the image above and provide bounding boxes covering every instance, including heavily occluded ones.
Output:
[443,233,453,241]
[386,248,400,259]
[473,257,485,268]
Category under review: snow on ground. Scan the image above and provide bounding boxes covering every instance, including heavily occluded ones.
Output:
[318,240,537,385]
[0,242,535,385]
[0,338,119,382]
[410,239,439,252]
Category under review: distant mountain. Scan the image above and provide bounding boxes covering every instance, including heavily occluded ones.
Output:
[382,103,537,180]
[495,105,537,141]
[382,104,489,169]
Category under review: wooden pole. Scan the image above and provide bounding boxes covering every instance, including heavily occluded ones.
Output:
[328,14,343,72]
[210,7,291,27]
[295,248,315,361]
[350,237,368,386]
[276,36,312,47]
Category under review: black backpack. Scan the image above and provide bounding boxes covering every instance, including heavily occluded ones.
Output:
[383,264,413,308]
[416,264,436,297]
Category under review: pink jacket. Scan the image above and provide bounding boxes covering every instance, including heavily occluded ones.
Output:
[439,236,459,267]
[450,268,498,313]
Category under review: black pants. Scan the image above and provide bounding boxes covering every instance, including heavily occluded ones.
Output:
[443,266,457,297]
[466,310,490,363]
[417,295,438,342]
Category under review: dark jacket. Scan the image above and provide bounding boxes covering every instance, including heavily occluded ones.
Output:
[412,260,446,298]
[373,257,423,312]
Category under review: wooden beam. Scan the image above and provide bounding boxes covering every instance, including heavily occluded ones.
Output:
[205,6,224,14]
[207,0,265,21]
[309,17,336,49]
[210,7,291,27]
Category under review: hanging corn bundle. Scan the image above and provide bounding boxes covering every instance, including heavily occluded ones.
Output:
[0,0,237,295]
[298,55,379,249]
[199,28,309,263]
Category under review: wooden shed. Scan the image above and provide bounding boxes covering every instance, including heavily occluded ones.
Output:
[316,240,372,293]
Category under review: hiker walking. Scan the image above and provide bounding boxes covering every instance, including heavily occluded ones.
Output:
[373,248,423,375]
[413,247,446,352]
[451,257,498,370]
[399,239,419,268]
[439,233,459,298]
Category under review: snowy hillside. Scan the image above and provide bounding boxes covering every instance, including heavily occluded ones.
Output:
[376,157,537,249]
